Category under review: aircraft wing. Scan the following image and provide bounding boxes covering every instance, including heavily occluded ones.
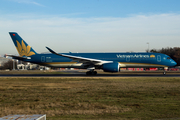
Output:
[46,47,112,65]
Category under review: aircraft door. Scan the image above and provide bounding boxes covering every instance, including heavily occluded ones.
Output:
[126,56,130,62]
[157,55,161,62]
[41,56,45,62]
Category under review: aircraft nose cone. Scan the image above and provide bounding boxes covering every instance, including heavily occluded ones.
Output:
[171,60,177,66]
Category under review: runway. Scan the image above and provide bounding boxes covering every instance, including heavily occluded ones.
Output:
[0,73,180,77]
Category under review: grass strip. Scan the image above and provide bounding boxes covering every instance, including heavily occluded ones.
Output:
[0,77,180,119]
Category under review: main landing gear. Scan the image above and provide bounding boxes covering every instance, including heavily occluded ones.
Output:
[86,71,97,75]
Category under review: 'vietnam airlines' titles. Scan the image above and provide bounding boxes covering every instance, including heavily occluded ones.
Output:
[116,54,155,58]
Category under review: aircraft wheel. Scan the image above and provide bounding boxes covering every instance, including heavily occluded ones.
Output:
[86,71,91,75]
[93,71,97,75]
[86,71,97,75]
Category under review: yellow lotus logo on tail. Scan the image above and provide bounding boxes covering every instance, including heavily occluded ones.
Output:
[16,40,35,57]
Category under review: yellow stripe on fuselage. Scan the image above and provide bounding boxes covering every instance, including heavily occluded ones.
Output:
[43,62,77,65]
[119,62,168,67]
[40,61,167,68]
[40,62,82,68]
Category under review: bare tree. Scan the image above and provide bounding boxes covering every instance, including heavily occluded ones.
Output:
[2,60,17,70]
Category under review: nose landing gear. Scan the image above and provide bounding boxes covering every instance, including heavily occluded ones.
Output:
[163,67,168,75]
[163,71,166,75]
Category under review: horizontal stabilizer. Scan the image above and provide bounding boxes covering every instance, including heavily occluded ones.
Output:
[6,54,31,60]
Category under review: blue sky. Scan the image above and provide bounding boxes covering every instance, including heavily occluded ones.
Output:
[1,0,180,17]
[0,0,180,55]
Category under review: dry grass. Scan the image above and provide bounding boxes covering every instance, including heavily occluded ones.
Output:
[0,77,180,119]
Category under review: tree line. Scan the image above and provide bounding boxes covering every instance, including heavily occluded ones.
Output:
[0,60,17,70]
[150,47,180,66]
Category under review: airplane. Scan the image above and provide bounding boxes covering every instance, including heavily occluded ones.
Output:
[7,32,177,75]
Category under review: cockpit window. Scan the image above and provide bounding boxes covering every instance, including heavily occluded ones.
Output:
[167,57,171,59]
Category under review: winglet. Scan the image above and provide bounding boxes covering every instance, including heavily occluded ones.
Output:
[46,47,59,55]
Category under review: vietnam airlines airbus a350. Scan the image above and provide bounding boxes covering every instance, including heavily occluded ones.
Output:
[7,32,177,75]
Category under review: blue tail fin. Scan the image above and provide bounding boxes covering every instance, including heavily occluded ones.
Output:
[9,32,37,57]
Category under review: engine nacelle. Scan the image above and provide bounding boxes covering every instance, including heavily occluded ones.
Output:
[102,62,120,72]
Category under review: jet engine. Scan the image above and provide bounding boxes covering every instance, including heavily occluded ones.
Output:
[102,62,120,72]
